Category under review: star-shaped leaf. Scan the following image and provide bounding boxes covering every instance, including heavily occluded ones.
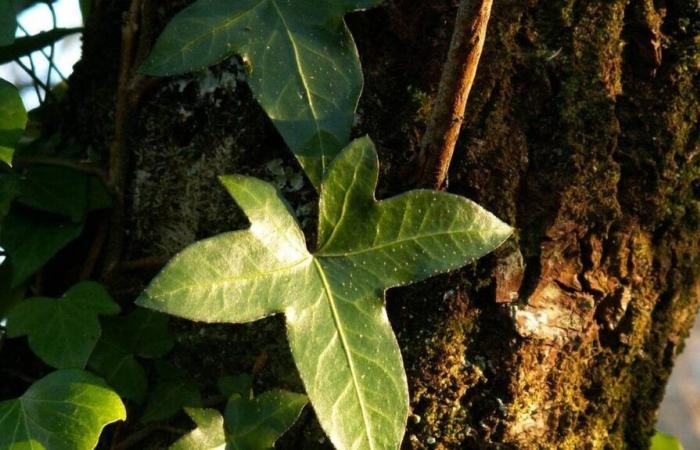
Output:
[170,388,306,450]
[0,369,126,450]
[0,78,27,165]
[138,136,512,450]
[141,0,383,189]
[6,282,120,369]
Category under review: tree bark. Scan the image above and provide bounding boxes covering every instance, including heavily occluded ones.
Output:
[64,0,700,448]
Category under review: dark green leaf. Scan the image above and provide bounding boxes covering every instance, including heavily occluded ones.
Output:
[0,212,82,288]
[0,170,18,230]
[0,0,16,46]
[7,281,120,369]
[88,339,148,403]
[141,0,384,189]
[138,137,512,450]
[170,408,226,450]
[0,369,126,450]
[88,308,174,403]
[106,308,174,358]
[141,363,201,423]
[218,374,253,399]
[18,165,111,222]
[0,78,26,165]
[0,27,82,65]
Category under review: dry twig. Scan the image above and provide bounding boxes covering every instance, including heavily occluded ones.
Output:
[416,0,494,190]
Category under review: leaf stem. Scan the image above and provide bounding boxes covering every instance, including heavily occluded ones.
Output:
[416,0,494,190]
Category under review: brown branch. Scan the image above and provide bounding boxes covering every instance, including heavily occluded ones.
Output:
[416,0,494,190]
[118,256,170,271]
[101,0,143,280]
[79,215,109,280]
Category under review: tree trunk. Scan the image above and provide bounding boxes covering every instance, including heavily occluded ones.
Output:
[65,0,700,448]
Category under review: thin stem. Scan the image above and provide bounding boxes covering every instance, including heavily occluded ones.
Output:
[46,2,58,88]
[101,0,142,279]
[16,23,68,82]
[14,57,47,104]
[13,155,108,180]
[416,0,494,190]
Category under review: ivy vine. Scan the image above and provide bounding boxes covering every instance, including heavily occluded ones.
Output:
[0,1,513,449]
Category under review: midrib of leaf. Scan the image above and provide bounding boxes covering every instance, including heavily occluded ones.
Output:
[161,254,312,297]
[177,0,265,61]
[311,258,375,450]
[270,0,329,175]
[317,228,463,258]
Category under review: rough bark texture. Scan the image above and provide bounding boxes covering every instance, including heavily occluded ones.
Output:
[61,0,700,448]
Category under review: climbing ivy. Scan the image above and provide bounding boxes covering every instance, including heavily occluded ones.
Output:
[0,1,512,449]
[138,137,511,450]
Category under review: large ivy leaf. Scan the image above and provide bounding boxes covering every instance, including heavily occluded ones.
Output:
[0,78,27,165]
[0,369,126,450]
[6,281,120,369]
[141,0,383,189]
[18,165,112,222]
[138,136,512,450]
[88,308,174,403]
[0,0,16,46]
[0,212,82,288]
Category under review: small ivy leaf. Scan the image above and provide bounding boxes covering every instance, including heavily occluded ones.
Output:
[6,282,120,369]
[0,0,16,46]
[225,390,308,450]
[0,78,27,165]
[218,374,254,399]
[0,212,82,288]
[170,408,227,450]
[88,308,174,403]
[0,369,127,450]
[651,432,684,450]
[18,165,112,222]
[138,136,512,450]
[141,362,202,423]
[141,0,383,189]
